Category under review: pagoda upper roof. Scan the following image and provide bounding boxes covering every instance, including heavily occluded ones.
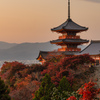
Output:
[51,19,88,33]
[50,38,89,44]
[80,40,100,55]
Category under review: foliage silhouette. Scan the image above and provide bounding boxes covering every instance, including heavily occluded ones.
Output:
[0,77,11,100]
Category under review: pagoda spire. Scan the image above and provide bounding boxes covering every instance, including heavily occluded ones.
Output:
[68,0,70,19]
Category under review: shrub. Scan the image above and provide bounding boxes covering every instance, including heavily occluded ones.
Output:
[0,77,11,100]
[67,81,100,100]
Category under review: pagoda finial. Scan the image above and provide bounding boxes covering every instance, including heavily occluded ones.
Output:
[68,0,70,19]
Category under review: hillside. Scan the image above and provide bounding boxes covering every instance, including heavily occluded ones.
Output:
[0,54,97,100]
[0,41,87,60]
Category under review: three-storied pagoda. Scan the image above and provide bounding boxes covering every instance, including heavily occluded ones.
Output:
[37,0,89,63]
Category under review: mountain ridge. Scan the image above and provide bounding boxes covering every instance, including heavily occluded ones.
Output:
[0,41,60,60]
[0,41,87,61]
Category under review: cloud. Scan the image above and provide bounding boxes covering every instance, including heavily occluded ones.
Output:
[85,0,100,3]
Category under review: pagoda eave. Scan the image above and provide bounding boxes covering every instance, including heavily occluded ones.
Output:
[50,39,89,45]
[37,51,48,60]
[51,42,88,46]
[51,28,88,34]
[51,18,88,34]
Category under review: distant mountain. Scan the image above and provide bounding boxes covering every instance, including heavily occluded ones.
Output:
[0,41,87,60]
[0,42,60,60]
[0,41,17,49]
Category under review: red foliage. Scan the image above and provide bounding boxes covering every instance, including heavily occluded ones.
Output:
[77,81,100,100]
[67,96,77,100]
[0,61,42,100]
[0,54,96,100]
[42,54,95,86]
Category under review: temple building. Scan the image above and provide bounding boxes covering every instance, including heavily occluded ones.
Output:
[37,0,100,65]
[80,40,100,65]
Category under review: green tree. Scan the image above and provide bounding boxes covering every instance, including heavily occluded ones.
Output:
[51,76,73,100]
[0,77,11,100]
[33,74,55,100]
[58,76,72,92]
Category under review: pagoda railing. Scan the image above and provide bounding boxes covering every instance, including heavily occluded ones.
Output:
[59,35,80,39]
[58,48,81,51]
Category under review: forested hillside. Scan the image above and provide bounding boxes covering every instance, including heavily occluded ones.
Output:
[0,54,99,100]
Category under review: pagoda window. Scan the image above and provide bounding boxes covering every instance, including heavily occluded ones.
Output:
[67,44,70,48]
[63,33,67,36]
[67,32,76,36]
[73,45,77,48]
[67,44,72,48]
[96,56,99,60]
[62,45,67,48]
[96,60,99,65]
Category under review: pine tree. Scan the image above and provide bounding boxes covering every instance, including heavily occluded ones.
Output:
[0,77,11,100]
[58,76,72,92]
[33,74,55,100]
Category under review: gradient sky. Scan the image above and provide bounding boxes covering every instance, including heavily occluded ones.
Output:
[0,0,100,43]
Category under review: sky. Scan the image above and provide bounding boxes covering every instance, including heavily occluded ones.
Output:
[0,0,100,43]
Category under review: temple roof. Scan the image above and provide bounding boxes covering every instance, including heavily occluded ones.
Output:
[51,19,88,33]
[80,40,100,55]
[50,38,89,44]
[37,51,77,60]
[37,51,62,60]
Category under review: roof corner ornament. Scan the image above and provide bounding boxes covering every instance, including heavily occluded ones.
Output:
[68,0,70,19]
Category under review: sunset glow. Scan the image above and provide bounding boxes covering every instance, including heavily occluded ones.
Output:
[0,0,100,43]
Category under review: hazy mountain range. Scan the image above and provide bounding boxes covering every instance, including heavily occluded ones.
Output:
[0,41,87,61]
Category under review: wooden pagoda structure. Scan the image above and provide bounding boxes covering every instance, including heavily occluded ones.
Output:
[37,0,89,63]
[51,0,89,52]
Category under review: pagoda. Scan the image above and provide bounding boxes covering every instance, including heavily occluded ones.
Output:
[50,0,89,53]
[37,0,89,63]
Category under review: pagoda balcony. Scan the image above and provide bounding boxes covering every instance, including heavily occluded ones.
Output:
[59,35,80,39]
[58,48,67,51]
[58,48,81,51]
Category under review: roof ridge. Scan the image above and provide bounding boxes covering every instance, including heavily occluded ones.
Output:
[91,40,100,43]
[80,41,91,53]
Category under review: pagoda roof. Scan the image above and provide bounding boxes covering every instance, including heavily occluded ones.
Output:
[80,40,100,55]
[50,38,89,44]
[51,19,88,33]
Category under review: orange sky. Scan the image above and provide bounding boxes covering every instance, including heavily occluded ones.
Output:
[0,0,100,43]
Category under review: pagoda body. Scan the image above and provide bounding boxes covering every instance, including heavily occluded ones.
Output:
[37,0,89,63]
[50,0,89,53]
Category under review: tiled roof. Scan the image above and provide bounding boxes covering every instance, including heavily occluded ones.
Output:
[80,40,100,55]
[37,51,62,60]
[37,51,78,60]
[51,19,88,33]
[50,39,89,44]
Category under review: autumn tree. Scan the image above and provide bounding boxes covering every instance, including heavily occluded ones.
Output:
[67,81,100,100]
[0,77,11,100]
[42,54,95,88]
